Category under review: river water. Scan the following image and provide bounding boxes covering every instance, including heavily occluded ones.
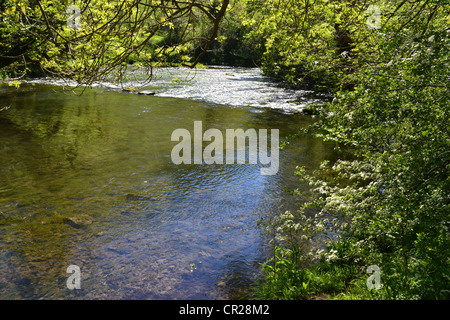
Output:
[0,67,336,299]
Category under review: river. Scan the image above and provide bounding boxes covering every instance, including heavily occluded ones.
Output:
[0,66,336,299]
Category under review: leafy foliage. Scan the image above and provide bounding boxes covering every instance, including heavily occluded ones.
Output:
[256,0,449,300]
[0,0,229,84]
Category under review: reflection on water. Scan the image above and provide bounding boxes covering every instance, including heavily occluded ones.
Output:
[0,68,337,299]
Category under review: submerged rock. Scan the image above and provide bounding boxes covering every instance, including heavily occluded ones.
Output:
[62,217,86,229]
[125,193,154,201]
[188,263,197,272]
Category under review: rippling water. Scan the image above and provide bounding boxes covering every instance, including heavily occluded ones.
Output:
[0,67,336,299]
[26,66,329,113]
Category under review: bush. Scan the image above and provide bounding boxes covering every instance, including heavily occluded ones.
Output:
[255,0,449,300]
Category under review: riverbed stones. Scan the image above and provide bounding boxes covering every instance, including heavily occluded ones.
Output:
[138,90,156,95]
[61,215,93,229]
[122,87,157,95]
[125,193,154,201]
[188,263,197,272]
[123,86,137,92]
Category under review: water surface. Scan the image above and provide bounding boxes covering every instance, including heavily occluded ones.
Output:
[0,67,336,299]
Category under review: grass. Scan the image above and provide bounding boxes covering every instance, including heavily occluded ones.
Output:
[254,246,387,300]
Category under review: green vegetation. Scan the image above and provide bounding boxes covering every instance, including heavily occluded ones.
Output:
[0,0,229,84]
[252,0,449,300]
[1,0,448,300]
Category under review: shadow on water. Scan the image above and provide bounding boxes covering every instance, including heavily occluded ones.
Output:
[0,68,338,299]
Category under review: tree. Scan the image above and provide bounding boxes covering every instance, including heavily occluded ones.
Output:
[257,0,449,299]
[0,0,229,85]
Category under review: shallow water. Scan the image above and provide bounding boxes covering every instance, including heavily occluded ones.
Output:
[0,67,336,299]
